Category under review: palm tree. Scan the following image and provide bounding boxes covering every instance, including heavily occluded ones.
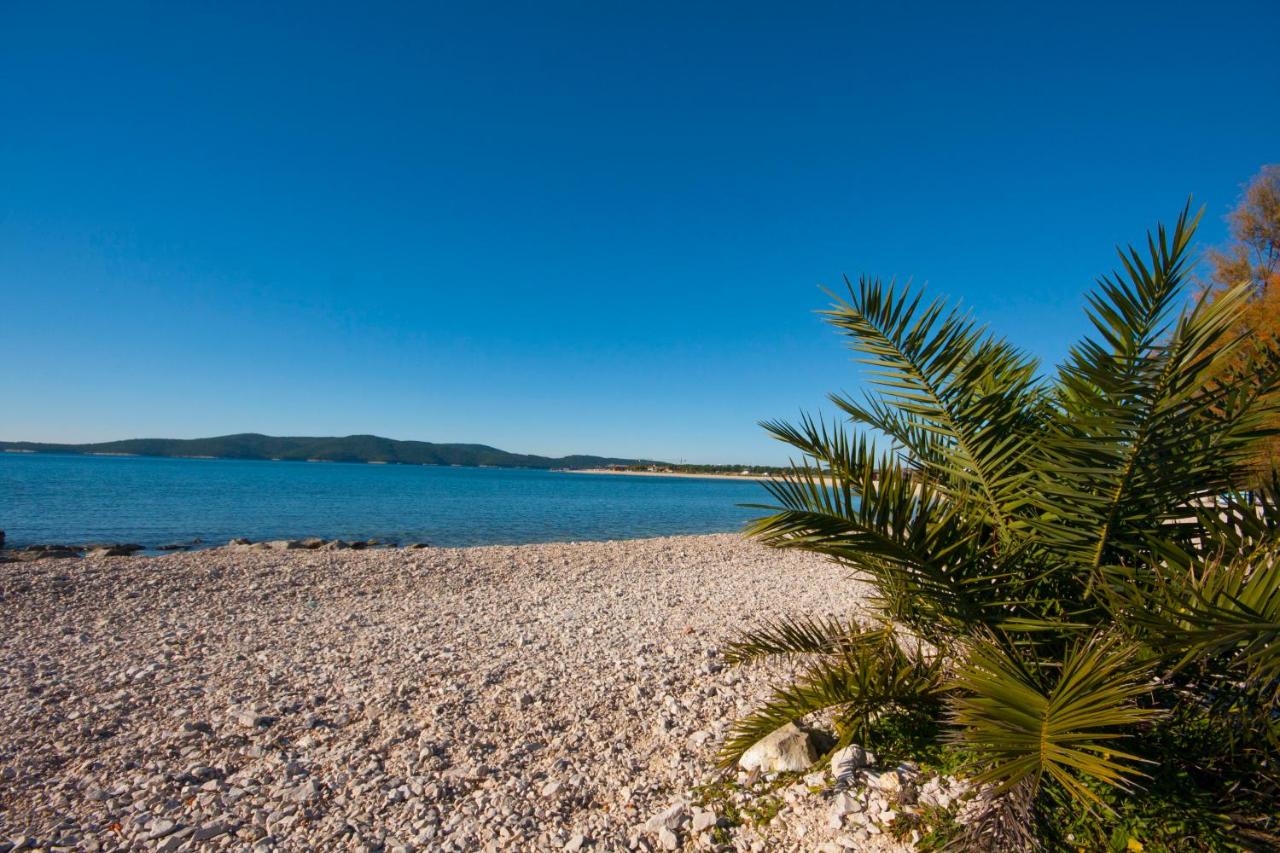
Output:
[721,208,1280,849]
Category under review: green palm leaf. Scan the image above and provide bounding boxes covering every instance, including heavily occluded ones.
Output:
[1042,206,1280,577]
[822,277,1044,543]
[719,627,943,766]
[947,632,1158,809]
[747,415,1021,637]
[723,615,884,665]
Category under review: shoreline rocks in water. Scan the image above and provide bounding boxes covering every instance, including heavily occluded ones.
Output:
[0,537,425,562]
[157,539,206,551]
[0,533,925,851]
[224,537,404,553]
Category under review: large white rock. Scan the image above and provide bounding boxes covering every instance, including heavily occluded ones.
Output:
[918,779,952,809]
[642,801,689,834]
[737,722,817,773]
[826,791,864,829]
[829,792,863,817]
[868,770,902,793]
[830,744,873,781]
[690,809,717,833]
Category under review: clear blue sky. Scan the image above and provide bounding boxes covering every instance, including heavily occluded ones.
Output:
[2,2,1276,464]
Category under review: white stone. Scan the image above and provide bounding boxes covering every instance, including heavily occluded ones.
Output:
[830,744,872,780]
[642,801,688,834]
[297,780,322,802]
[737,722,817,773]
[869,770,902,793]
[828,792,862,818]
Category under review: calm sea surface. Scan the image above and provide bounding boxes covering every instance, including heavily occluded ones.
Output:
[0,453,771,549]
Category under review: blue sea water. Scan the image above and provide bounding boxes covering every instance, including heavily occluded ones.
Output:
[0,453,771,549]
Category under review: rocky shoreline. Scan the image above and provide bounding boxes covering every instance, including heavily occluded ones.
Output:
[0,536,425,562]
[0,534,941,851]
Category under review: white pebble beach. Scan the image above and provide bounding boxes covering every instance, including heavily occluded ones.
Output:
[0,534,911,852]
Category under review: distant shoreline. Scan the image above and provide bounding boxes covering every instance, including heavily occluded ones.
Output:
[566,468,777,482]
[2,449,601,471]
[2,448,787,477]
[0,433,667,472]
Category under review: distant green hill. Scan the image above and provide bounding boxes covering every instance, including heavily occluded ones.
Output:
[0,433,664,469]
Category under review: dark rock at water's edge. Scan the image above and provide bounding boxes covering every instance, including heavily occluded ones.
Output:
[26,544,83,557]
[1,544,84,562]
[223,538,415,553]
[0,537,431,562]
[87,544,144,557]
[0,529,5,549]
[157,538,204,551]
[0,543,145,562]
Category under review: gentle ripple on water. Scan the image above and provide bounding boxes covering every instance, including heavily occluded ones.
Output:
[0,453,771,548]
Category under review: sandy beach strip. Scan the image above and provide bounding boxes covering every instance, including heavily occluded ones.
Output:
[565,469,840,490]
[564,469,781,482]
[0,534,901,852]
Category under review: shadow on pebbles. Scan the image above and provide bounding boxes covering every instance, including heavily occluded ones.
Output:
[0,534,908,852]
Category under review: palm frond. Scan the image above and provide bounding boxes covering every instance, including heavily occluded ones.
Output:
[822,277,1045,543]
[748,415,1022,637]
[718,631,943,766]
[956,777,1042,852]
[831,391,948,471]
[723,615,883,666]
[1126,535,1280,727]
[1041,206,1280,576]
[947,632,1158,809]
